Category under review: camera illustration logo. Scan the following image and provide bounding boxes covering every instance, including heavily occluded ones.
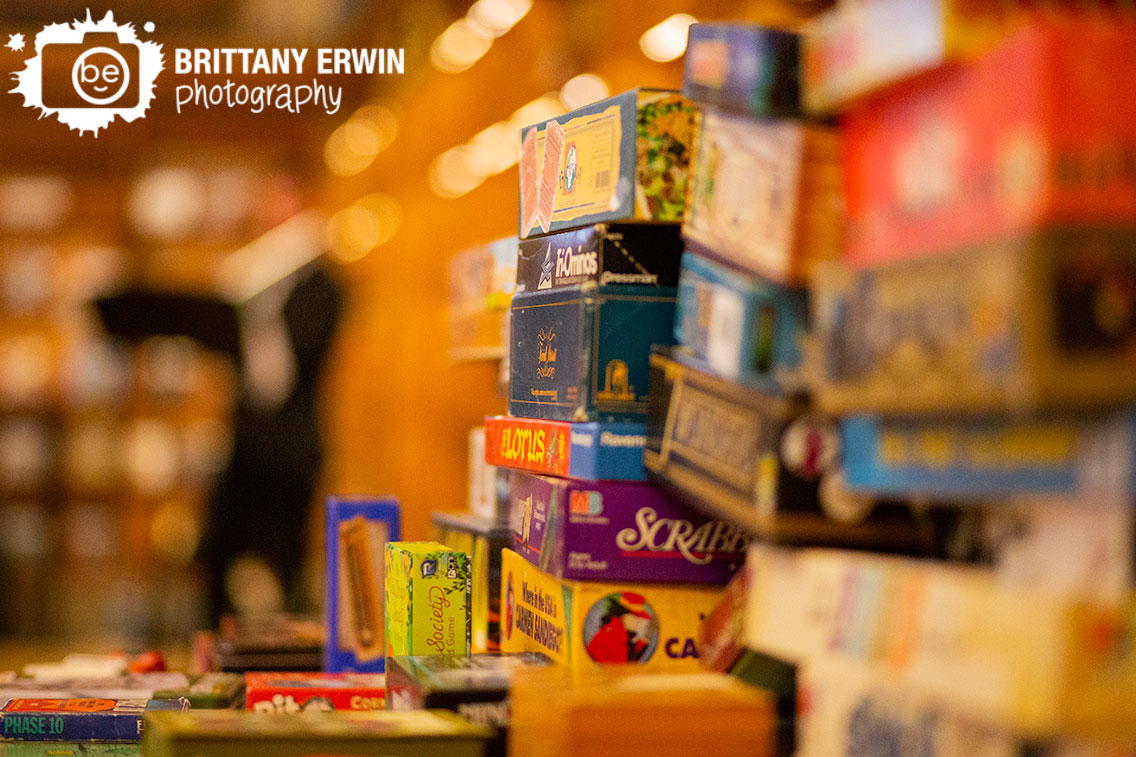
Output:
[10,10,163,136]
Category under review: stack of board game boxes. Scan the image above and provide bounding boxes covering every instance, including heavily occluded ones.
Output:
[487,85,778,753]
[666,5,1136,756]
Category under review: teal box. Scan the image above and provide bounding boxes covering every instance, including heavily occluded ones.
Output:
[675,248,808,392]
[508,283,676,421]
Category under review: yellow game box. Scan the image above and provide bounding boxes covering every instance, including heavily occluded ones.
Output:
[499,548,721,670]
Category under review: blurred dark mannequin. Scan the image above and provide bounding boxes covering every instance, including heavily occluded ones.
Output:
[197,261,344,624]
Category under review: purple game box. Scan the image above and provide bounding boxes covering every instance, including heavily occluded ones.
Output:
[508,470,746,584]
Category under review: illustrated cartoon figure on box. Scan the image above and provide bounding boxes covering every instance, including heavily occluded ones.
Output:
[561,142,580,195]
[583,592,659,664]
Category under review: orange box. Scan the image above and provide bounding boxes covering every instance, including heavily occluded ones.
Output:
[843,20,1136,268]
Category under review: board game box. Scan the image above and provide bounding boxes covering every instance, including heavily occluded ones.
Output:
[499,548,720,670]
[508,469,745,584]
[811,228,1136,415]
[514,223,683,295]
[509,283,676,422]
[245,672,385,713]
[683,23,801,118]
[518,89,695,238]
[683,111,840,286]
[325,497,401,673]
[386,653,551,757]
[483,415,646,481]
[801,0,1012,113]
[0,698,187,742]
[644,350,932,551]
[674,249,808,392]
[842,21,1136,267]
[841,411,1136,501]
[385,542,471,658]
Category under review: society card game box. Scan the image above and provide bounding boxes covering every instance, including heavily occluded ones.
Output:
[508,469,745,584]
[483,415,646,481]
[325,497,401,673]
[384,542,471,658]
[518,89,695,238]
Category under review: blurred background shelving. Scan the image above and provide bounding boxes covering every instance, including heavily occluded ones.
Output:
[0,0,819,646]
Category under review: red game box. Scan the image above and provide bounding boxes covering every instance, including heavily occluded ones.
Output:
[843,20,1136,268]
[245,672,385,713]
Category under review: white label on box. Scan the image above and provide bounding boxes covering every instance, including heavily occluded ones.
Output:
[706,286,745,379]
[468,427,498,520]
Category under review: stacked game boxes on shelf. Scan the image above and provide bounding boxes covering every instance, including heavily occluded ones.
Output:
[649,21,889,754]
[649,20,945,559]
[510,89,693,423]
[488,87,757,674]
[702,6,1136,754]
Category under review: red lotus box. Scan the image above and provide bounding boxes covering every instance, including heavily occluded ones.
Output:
[843,20,1136,268]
